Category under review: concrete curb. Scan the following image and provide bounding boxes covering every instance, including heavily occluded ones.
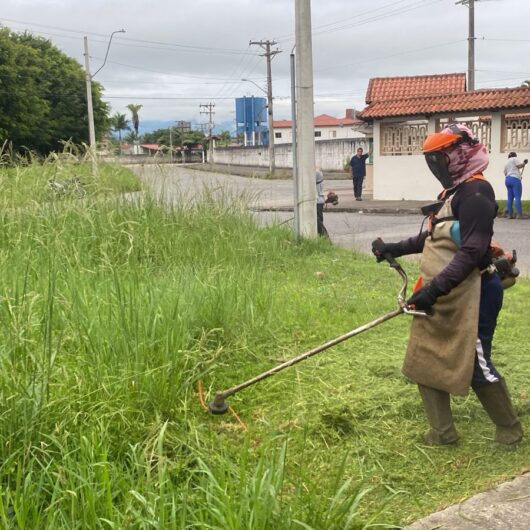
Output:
[251,205,530,218]
[408,473,530,530]
[251,206,424,215]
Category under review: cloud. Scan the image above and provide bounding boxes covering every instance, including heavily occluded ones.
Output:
[3,0,530,127]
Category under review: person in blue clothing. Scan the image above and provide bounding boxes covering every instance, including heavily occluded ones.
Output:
[504,151,527,219]
[349,147,370,201]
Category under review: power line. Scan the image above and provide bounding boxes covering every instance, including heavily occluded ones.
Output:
[278,0,441,42]
[104,96,276,100]
[0,17,259,56]
[90,57,266,82]
[315,39,467,73]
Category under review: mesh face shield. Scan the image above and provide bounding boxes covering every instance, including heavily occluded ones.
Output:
[423,124,482,190]
[424,151,454,190]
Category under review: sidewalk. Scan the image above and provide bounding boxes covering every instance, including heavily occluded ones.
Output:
[408,472,530,529]
[253,193,428,215]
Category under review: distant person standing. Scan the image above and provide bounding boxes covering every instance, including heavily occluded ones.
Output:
[349,147,370,201]
[504,152,527,219]
[316,167,329,238]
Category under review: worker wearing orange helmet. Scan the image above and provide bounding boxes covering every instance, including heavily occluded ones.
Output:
[372,123,523,448]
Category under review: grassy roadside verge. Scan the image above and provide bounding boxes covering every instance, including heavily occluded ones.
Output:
[0,189,528,528]
[0,153,141,208]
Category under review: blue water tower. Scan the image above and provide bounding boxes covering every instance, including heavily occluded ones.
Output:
[235,96,268,146]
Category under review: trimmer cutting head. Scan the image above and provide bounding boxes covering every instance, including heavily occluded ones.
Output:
[208,393,229,415]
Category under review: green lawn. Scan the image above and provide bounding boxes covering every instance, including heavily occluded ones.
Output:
[0,178,528,528]
[496,199,530,214]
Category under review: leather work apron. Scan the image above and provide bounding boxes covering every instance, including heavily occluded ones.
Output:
[402,198,481,396]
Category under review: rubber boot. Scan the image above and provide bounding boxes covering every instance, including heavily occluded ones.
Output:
[418,384,459,445]
[474,379,523,447]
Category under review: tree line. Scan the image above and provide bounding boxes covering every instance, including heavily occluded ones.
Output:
[0,27,109,154]
[0,26,235,156]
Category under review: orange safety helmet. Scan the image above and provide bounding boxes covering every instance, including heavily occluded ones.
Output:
[423,124,478,153]
[423,131,462,153]
[423,124,479,189]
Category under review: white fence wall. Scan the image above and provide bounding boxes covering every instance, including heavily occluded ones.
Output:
[213,138,371,171]
[373,116,530,200]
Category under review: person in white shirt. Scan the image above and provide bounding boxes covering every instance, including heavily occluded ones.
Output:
[504,152,527,219]
[315,167,329,237]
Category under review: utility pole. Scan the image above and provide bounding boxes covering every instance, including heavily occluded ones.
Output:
[456,0,475,91]
[249,39,281,177]
[83,29,125,175]
[83,37,97,173]
[169,126,173,164]
[200,103,215,164]
[290,49,299,240]
[295,0,317,239]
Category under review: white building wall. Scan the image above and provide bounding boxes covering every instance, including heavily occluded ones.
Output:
[274,125,366,145]
[373,114,530,200]
[214,138,371,171]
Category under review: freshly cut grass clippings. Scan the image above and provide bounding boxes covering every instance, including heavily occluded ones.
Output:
[0,178,528,528]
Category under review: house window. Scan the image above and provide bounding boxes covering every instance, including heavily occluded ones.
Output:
[380,122,428,156]
[314,131,322,138]
[504,117,530,151]
[439,118,491,152]
[329,130,337,138]
[275,132,282,139]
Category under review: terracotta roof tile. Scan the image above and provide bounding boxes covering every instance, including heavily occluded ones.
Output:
[359,86,530,119]
[365,73,467,104]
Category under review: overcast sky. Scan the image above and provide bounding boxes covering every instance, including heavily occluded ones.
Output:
[3,0,530,132]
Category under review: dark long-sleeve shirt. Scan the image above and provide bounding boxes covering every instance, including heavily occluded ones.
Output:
[396,179,497,294]
[349,154,369,178]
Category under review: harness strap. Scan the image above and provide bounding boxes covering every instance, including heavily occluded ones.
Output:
[429,173,486,231]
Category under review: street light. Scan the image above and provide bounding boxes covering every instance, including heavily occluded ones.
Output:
[241,77,275,176]
[241,78,266,94]
[92,29,126,78]
[83,29,126,173]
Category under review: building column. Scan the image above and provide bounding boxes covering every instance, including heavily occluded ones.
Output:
[490,111,503,155]
[428,116,438,133]
[372,120,381,200]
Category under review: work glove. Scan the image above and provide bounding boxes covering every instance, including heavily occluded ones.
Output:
[406,283,443,313]
[371,238,402,263]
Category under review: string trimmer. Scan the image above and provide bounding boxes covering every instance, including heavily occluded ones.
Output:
[208,243,427,414]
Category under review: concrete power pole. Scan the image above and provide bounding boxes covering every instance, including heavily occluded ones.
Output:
[200,103,215,164]
[457,0,475,91]
[249,40,281,177]
[294,0,317,239]
[83,37,97,173]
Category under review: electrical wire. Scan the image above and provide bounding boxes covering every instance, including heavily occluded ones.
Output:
[315,39,467,73]
[0,17,259,55]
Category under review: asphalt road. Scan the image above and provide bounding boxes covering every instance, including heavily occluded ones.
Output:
[133,164,530,277]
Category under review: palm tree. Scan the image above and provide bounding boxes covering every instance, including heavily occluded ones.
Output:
[126,104,143,136]
[218,130,232,146]
[110,112,130,142]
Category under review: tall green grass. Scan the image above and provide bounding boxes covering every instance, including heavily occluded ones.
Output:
[0,176,528,528]
[0,142,141,207]
[0,190,400,528]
